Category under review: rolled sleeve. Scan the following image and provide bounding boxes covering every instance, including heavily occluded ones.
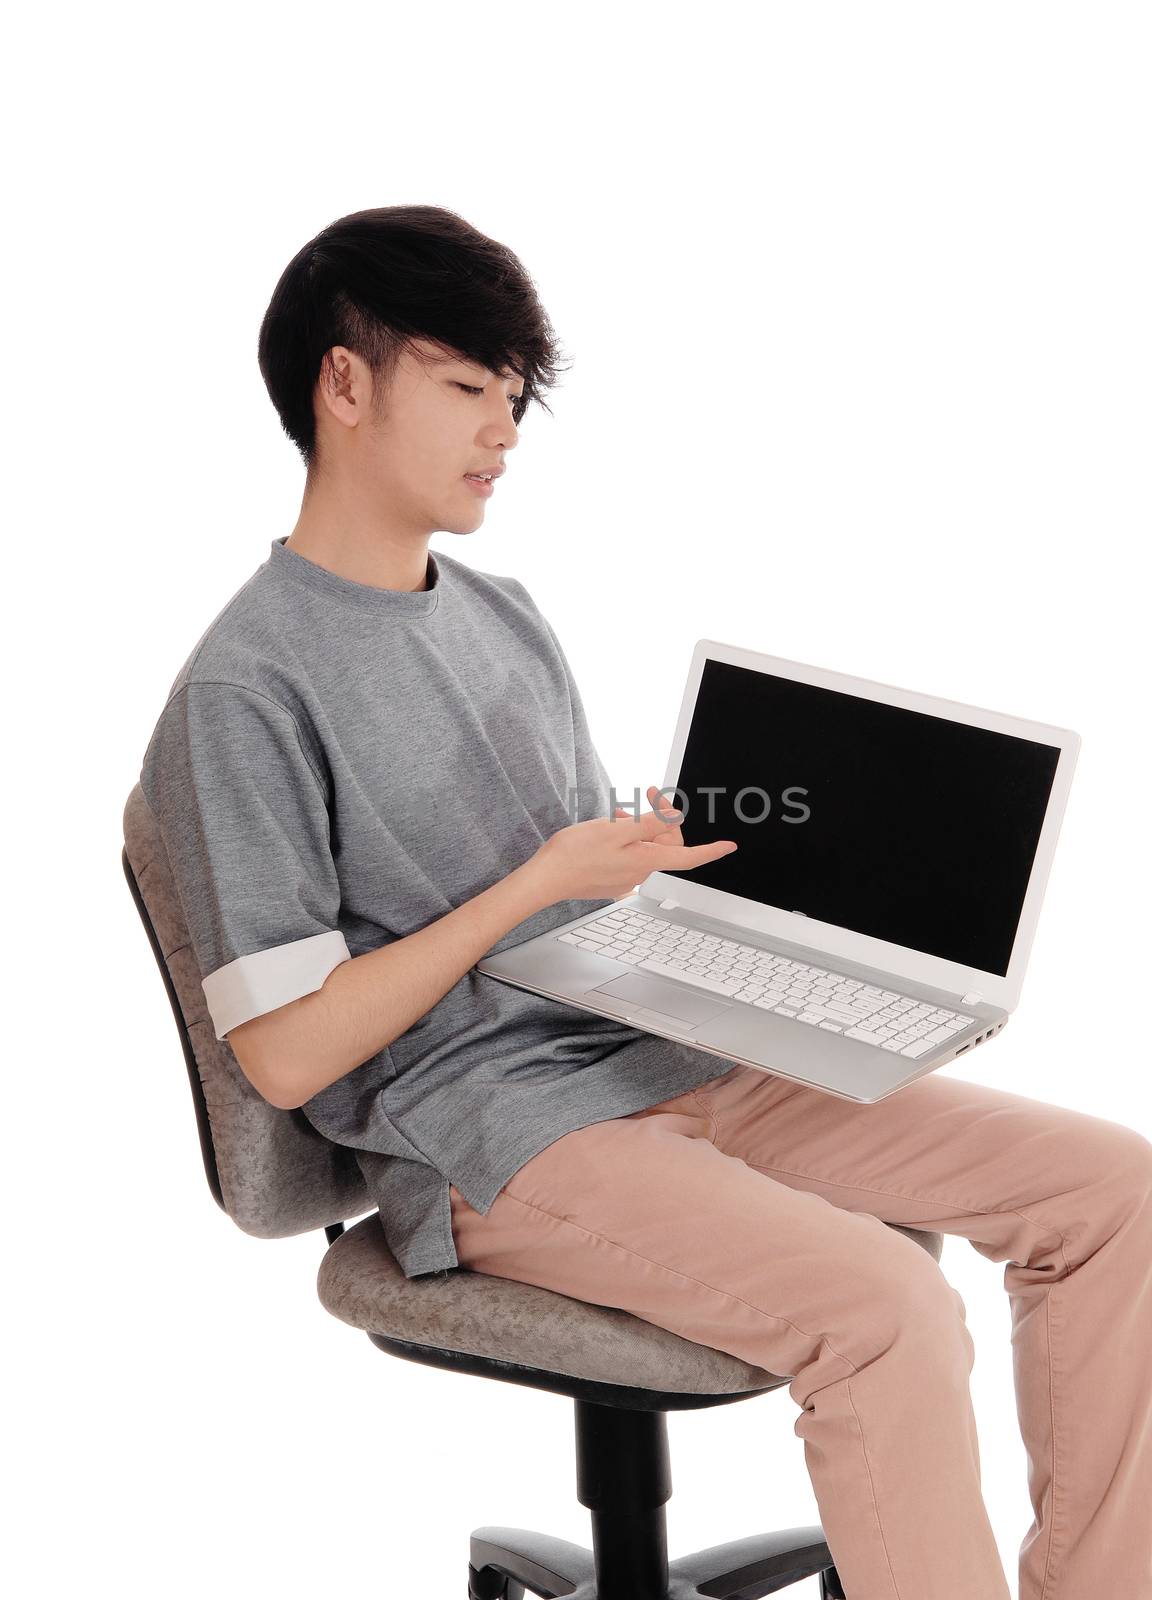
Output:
[139,681,351,1041]
[201,928,350,1041]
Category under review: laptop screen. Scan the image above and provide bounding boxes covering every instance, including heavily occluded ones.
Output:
[660,659,1062,977]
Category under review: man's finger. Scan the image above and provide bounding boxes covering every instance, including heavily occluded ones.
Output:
[646,784,680,815]
[651,839,737,865]
[626,804,685,839]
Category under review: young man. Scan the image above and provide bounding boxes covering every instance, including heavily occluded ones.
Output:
[139,202,743,1277]
[140,206,1151,1600]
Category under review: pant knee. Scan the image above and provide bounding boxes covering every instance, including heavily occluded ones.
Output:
[830,1236,974,1380]
[1072,1118,1152,1253]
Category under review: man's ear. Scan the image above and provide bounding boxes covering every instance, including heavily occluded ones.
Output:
[317,345,366,431]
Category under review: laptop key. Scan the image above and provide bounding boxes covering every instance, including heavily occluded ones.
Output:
[637,959,743,995]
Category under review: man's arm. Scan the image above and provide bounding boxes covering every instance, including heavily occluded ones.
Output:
[143,684,702,1108]
[228,856,552,1110]
[229,798,734,1112]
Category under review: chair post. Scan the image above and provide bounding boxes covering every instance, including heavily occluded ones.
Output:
[574,1398,672,1600]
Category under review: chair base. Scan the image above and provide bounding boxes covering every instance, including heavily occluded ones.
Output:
[367,1331,847,1596]
[463,1397,844,1600]
[469,1525,843,1598]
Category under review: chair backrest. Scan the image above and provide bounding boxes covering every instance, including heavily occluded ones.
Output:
[122,782,370,1238]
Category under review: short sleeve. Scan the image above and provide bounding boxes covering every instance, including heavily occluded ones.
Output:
[139,681,351,1041]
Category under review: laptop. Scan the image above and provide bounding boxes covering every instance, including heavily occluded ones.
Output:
[476,639,1080,1103]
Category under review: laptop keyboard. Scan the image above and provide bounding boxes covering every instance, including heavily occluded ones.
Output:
[558,907,978,1059]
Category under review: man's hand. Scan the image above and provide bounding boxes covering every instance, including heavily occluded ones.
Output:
[529,781,737,905]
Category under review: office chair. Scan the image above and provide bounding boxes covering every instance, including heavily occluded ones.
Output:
[123,781,946,1599]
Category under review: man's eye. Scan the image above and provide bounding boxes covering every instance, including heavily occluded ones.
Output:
[456,383,525,405]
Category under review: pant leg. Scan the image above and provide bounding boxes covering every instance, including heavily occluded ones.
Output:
[690,1063,1152,1600]
[449,1072,1012,1600]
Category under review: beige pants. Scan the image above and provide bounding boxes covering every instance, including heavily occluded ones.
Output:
[449,1062,1152,1599]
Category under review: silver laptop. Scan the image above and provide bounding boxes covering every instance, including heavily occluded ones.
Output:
[476,639,1080,1104]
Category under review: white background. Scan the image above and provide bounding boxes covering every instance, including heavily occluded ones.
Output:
[6,3,1149,1596]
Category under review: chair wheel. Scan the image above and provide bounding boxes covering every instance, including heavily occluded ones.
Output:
[468,1561,526,1599]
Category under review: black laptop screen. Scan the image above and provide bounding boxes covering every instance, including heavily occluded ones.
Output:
[658,659,1062,977]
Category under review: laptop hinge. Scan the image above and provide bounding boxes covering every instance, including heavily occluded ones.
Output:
[658,898,679,910]
[961,989,984,1006]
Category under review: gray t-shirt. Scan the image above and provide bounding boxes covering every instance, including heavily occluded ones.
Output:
[139,535,737,1276]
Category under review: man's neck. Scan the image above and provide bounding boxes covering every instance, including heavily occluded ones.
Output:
[284,522,433,593]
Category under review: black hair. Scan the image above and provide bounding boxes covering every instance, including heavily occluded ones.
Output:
[257,204,571,470]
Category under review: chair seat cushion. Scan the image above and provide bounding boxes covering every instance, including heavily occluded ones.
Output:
[317,1213,943,1396]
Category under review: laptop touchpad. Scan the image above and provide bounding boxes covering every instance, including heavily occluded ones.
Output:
[588,973,734,1024]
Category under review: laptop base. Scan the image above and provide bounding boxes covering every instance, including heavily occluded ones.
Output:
[477,893,1007,1104]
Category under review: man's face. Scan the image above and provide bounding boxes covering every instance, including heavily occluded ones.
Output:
[321,335,522,538]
